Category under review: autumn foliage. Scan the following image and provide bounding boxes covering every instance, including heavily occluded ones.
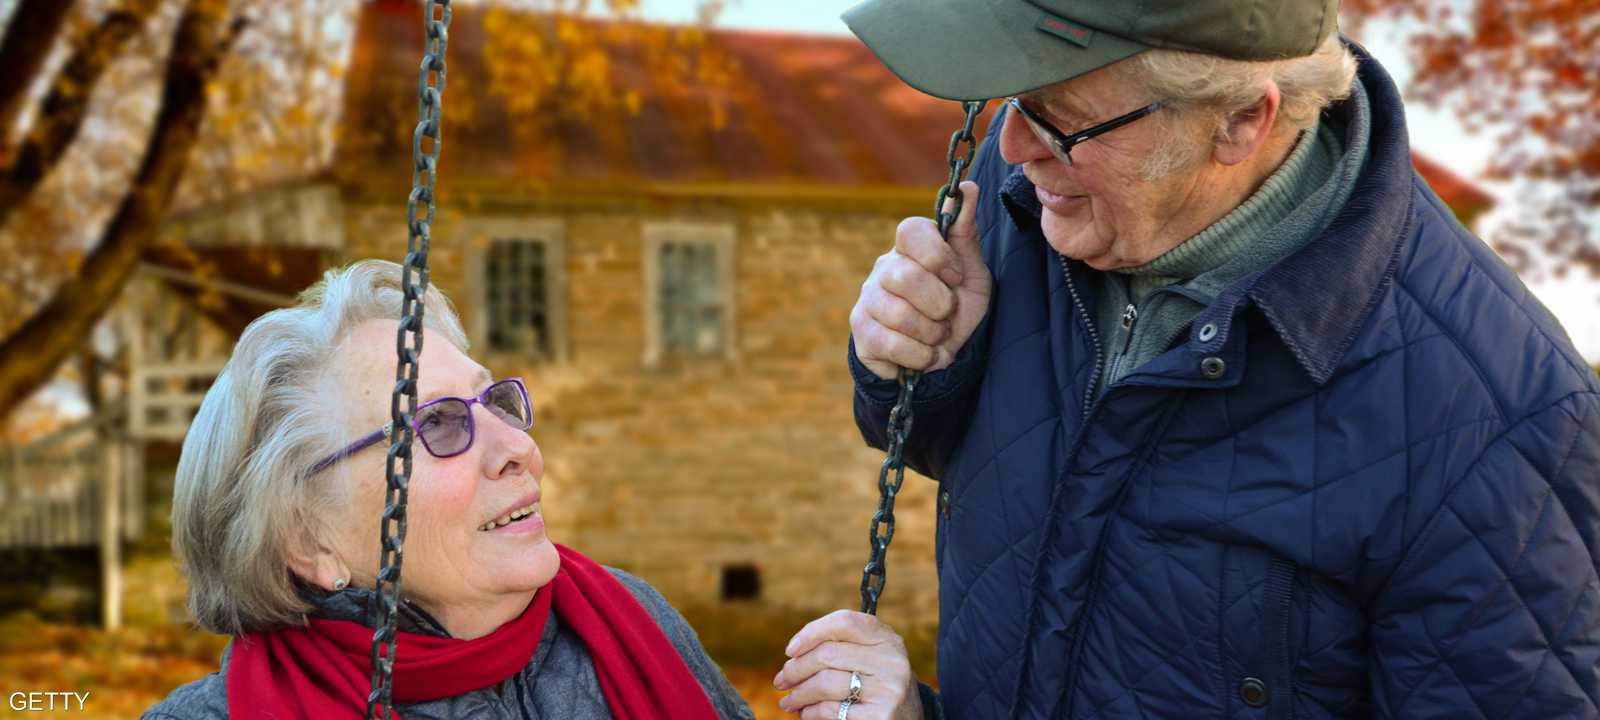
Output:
[0,0,731,428]
[478,1,737,132]
[1345,0,1600,274]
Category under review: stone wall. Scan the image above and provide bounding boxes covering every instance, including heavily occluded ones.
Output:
[342,196,944,638]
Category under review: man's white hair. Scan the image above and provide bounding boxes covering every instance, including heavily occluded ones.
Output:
[1118,34,1359,179]
[172,259,469,635]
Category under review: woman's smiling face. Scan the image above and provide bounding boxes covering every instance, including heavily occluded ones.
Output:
[323,319,559,632]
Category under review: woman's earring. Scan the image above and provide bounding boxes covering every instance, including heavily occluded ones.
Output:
[333,577,349,591]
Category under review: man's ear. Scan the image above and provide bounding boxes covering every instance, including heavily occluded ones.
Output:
[1212,79,1283,167]
[287,538,351,592]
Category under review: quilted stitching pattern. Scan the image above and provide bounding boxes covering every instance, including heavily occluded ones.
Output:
[850,47,1600,720]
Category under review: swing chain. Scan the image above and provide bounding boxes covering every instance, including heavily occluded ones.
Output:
[859,100,985,616]
[934,101,985,237]
[368,1,450,718]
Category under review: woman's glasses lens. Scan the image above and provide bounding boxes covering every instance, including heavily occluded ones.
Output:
[412,380,532,459]
[486,380,532,428]
[417,398,473,456]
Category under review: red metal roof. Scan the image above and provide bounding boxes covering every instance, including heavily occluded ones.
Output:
[336,2,1494,211]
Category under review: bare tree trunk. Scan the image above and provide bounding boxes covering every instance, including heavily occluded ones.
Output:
[0,0,240,421]
[0,0,76,141]
[0,0,165,227]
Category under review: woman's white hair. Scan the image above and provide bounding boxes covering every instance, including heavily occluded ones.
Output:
[1118,33,1359,179]
[172,259,468,635]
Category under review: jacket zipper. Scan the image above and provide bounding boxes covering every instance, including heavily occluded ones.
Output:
[1115,288,1208,388]
[1058,253,1104,421]
[1051,400,1185,720]
[1109,302,1138,383]
[1050,254,1172,720]
[1044,252,1107,720]
[1045,252,1221,718]
[1120,303,1138,355]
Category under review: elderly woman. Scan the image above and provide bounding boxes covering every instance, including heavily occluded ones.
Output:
[780,0,1600,718]
[144,260,753,719]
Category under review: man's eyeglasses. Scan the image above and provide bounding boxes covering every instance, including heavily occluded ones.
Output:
[308,377,533,476]
[1007,96,1163,166]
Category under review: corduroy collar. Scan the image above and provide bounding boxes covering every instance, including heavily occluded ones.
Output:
[1241,41,1412,385]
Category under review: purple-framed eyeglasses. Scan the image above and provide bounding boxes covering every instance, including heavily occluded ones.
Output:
[308,377,533,476]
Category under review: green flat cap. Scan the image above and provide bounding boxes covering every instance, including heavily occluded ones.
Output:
[843,0,1341,101]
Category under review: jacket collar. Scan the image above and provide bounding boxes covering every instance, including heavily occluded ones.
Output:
[298,582,453,638]
[1000,41,1413,386]
[1242,41,1412,385]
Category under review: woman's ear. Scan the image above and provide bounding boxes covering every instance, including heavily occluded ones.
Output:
[287,540,351,592]
[1212,79,1283,167]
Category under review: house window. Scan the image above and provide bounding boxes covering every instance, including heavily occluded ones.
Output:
[660,242,722,354]
[468,219,566,361]
[485,239,551,355]
[644,221,734,364]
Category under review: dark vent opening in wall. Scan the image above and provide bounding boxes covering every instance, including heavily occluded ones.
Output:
[721,565,760,602]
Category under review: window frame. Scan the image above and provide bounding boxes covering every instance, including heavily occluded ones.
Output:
[641,220,737,366]
[465,217,569,363]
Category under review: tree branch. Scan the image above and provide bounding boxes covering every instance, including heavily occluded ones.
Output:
[0,0,163,228]
[0,0,76,142]
[0,0,241,421]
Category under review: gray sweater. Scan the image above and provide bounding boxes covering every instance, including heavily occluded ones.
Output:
[142,568,755,719]
[1091,81,1372,397]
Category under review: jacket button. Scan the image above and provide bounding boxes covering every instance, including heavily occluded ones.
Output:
[1200,356,1226,379]
[939,491,951,519]
[1239,677,1268,707]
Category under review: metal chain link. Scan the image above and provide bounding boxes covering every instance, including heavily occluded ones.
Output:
[859,100,986,616]
[368,1,450,718]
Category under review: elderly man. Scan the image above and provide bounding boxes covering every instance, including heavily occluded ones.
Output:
[771,1,1600,719]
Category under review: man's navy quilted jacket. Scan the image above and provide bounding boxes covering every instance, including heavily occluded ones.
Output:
[850,44,1600,719]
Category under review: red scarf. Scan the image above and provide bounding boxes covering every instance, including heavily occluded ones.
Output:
[227,544,720,719]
